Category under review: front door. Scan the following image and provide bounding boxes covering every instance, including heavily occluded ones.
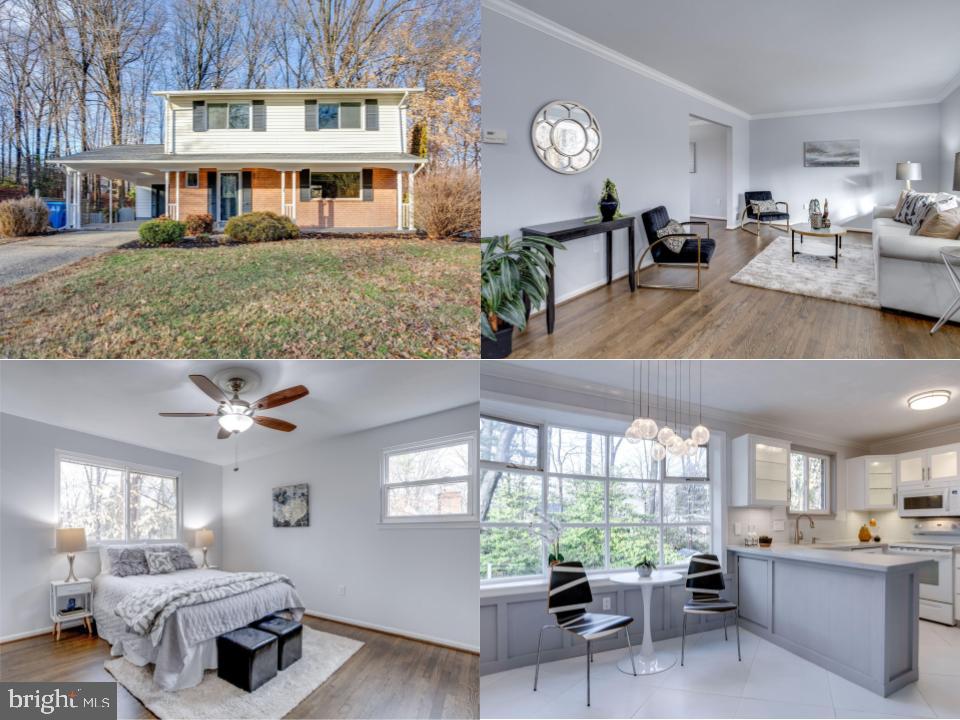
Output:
[219,173,240,222]
[151,184,165,218]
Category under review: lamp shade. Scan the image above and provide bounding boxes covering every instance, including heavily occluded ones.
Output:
[195,529,214,548]
[55,527,87,553]
[954,153,960,192]
[896,162,922,181]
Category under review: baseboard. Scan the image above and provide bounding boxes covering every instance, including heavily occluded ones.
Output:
[304,610,479,654]
[690,214,726,221]
[1,625,55,644]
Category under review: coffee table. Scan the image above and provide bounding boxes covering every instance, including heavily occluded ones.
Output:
[790,223,846,268]
[930,246,960,334]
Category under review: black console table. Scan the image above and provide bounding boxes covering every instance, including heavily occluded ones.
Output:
[520,215,636,334]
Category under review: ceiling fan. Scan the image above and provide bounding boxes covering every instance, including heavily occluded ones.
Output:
[159,373,309,439]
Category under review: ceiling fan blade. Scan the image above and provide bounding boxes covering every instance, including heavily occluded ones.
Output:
[159,412,216,417]
[253,385,309,410]
[190,374,228,403]
[254,416,296,432]
[217,427,232,440]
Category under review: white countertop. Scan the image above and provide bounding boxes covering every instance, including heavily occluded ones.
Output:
[727,543,934,572]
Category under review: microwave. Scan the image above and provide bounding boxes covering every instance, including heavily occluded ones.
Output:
[899,486,960,517]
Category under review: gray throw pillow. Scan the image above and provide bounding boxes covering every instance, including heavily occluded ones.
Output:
[150,543,197,571]
[106,547,148,577]
[145,550,176,575]
[656,219,688,254]
[894,191,936,227]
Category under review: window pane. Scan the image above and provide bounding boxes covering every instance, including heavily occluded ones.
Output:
[387,442,469,484]
[549,427,605,476]
[129,473,177,540]
[609,481,659,522]
[481,527,541,579]
[663,483,711,523]
[666,445,708,479]
[480,417,539,468]
[229,103,249,129]
[386,481,468,517]
[789,452,805,513]
[340,102,361,128]
[559,527,603,570]
[610,526,660,569]
[58,460,124,543]
[548,476,603,523]
[318,103,339,129]
[480,470,541,523]
[310,172,360,199]
[610,437,660,480]
[208,104,227,129]
[808,457,825,511]
[663,525,711,566]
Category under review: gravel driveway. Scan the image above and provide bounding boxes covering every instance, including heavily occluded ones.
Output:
[0,227,139,287]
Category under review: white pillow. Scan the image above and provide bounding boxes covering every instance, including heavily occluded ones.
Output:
[99,546,112,575]
[145,550,176,575]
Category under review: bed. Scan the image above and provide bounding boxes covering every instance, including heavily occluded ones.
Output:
[94,555,304,691]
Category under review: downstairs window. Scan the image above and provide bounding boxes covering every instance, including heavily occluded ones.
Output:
[310,172,361,200]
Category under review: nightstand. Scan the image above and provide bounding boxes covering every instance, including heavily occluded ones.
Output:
[50,579,93,640]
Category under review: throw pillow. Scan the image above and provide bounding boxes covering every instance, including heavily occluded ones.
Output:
[918,207,960,240]
[893,189,910,218]
[752,199,779,213]
[911,193,959,234]
[150,543,197,571]
[145,550,176,575]
[106,547,148,577]
[656,219,688,253]
[894,191,936,226]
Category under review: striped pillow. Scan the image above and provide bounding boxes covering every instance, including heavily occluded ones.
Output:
[894,191,936,227]
[912,194,959,235]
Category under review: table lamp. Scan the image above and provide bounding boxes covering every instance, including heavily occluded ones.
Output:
[195,528,214,568]
[56,528,87,582]
[896,161,922,191]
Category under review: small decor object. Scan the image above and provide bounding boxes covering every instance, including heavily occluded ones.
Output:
[689,142,697,174]
[531,100,601,174]
[195,528,215,568]
[528,509,563,565]
[635,557,657,578]
[808,198,823,228]
[66,597,77,611]
[858,524,872,542]
[273,483,309,527]
[822,198,831,227]
[804,139,861,167]
[758,535,772,548]
[874,536,882,542]
[598,178,620,221]
[55,528,87,582]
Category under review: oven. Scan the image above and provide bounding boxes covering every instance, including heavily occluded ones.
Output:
[898,486,960,517]
[886,544,955,625]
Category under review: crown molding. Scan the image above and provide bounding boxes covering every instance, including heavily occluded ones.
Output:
[937,70,960,102]
[751,98,942,121]
[869,419,960,454]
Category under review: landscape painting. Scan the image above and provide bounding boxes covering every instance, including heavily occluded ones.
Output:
[272,483,309,528]
[804,139,861,167]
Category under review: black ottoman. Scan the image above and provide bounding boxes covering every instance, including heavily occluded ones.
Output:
[252,616,303,670]
[217,627,278,692]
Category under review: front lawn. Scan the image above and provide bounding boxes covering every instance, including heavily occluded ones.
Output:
[0,238,479,358]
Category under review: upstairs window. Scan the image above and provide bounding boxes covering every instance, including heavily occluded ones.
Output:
[317,102,363,130]
[317,103,339,129]
[789,450,830,514]
[207,102,250,130]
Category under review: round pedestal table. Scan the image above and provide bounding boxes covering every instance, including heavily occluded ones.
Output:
[608,569,683,675]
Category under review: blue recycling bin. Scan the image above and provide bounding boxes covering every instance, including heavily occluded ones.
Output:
[45,201,66,229]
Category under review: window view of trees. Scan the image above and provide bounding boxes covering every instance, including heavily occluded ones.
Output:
[480,417,712,580]
[789,451,828,513]
[383,436,473,519]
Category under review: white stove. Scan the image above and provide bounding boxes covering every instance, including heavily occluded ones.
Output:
[888,521,960,626]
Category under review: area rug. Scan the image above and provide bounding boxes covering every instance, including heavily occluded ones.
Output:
[104,626,363,719]
[730,235,879,308]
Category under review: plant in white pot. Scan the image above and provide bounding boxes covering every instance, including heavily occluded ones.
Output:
[635,557,657,578]
[527,509,564,566]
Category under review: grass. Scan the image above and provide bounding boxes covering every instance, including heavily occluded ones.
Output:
[0,238,479,358]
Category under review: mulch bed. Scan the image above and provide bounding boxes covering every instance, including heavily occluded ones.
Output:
[118,230,477,250]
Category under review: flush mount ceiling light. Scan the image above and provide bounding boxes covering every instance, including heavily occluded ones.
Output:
[907,390,951,411]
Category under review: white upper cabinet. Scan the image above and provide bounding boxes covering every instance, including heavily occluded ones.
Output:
[846,455,896,511]
[897,444,960,488]
[731,434,791,507]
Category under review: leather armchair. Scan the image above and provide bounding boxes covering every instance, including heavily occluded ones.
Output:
[638,205,716,291]
[740,191,790,237]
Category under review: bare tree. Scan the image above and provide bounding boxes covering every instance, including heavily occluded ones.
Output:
[169,0,240,90]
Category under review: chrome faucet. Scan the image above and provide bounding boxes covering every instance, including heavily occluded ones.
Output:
[795,514,815,544]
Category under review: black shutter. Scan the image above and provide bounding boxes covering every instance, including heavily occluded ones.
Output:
[193,101,206,132]
[362,169,374,201]
[206,171,216,217]
[252,100,266,132]
[299,169,311,201]
[242,171,253,214]
[364,99,379,131]
[304,100,317,131]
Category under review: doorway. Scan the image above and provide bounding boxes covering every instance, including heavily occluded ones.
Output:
[219,172,240,222]
[150,184,165,218]
[688,115,731,225]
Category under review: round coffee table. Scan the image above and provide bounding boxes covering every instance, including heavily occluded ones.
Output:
[608,569,683,675]
[930,246,960,334]
[790,223,847,268]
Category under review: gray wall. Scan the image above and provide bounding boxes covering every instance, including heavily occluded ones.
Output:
[750,104,943,230]
[942,85,960,193]
[0,413,223,641]
[689,121,729,218]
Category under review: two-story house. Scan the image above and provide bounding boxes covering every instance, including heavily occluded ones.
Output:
[56,88,427,231]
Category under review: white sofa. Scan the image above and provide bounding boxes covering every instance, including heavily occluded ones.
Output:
[873,206,960,319]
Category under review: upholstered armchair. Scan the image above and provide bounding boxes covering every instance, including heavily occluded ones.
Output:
[740,191,790,237]
[638,206,716,291]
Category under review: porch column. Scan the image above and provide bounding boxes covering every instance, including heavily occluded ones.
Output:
[108,178,113,225]
[280,170,286,215]
[407,171,415,231]
[64,168,72,228]
[396,171,403,231]
[292,171,297,222]
[175,171,180,220]
[75,171,82,229]
[164,172,169,216]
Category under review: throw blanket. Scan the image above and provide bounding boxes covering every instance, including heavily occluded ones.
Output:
[115,571,293,645]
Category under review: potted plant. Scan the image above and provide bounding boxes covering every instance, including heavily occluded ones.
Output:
[758,535,773,548]
[635,557,657,578]
[528,510,564,566]
[481,234,563,358]
[598,178,620,222]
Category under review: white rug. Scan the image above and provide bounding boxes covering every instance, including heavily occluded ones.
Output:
[730,235,879,308]
[104,626,363,719]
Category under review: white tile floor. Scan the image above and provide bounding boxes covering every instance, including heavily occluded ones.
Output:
[480,620,960,718]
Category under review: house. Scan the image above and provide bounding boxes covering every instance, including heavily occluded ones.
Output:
[56,88,427,231]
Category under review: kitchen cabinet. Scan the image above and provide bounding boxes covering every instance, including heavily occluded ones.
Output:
[897,443,960,489]
[731,434,791,507]
[846,455,896,510]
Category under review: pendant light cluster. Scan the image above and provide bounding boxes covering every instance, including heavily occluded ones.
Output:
[625,360,710,458]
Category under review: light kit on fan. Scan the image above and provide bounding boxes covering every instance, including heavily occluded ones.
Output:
[624,360,710,457]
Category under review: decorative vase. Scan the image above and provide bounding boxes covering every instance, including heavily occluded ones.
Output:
[599,197,619,222]
[858,524,872,542]
[636,566,652,578]
[480,322,514,359]
[809,199,822,228]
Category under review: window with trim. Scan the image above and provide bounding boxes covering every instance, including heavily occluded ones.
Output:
[789,450,830,514]
[317,101,362,130]
[380,433,477,524]
[310,172,361,200]
[56,452,180,544]
[185,172,199,188]
[479,416,712,580]
[207,103,250,130]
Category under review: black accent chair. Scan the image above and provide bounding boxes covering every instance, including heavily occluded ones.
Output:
[741,191,790,237]
[252,616,303,670]
[217,627,278,692]
[638,206,715,291]
[680,554,740,666]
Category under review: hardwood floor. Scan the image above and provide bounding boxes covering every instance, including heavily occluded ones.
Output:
[0,617,479,719]
[510,218,960,358]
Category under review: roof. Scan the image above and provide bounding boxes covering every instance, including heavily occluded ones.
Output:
[52,145,427,166]
[152,87,423,98]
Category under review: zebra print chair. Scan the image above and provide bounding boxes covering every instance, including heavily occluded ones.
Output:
[534,561,636,707]
[680,553,741,666]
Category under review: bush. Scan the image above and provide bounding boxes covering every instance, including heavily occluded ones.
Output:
[0,196,49,237]
[413,168,480,240]
[185,213,214,236]
[138,218,186,247]
[224,211,299,243]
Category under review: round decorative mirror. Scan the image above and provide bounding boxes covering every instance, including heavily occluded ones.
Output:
[531,100,601,174]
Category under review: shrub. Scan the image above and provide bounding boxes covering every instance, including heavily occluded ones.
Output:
[413,168,480,240]
[138,218,186,247]
[185,213,214,235]
[0,196,49,237]
[224,211,299,243]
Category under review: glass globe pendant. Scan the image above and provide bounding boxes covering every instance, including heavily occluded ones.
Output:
[625,418,643,443]
[637,417,658,440]
[651,442,667,461]
[684,437,699,456]
[657,426,675,445]
[667,435,686,456]
[691,424,710,446]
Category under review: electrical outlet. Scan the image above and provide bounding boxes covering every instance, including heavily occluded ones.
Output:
[602,597,611,610]
[337,585,346,596]
[734,522,743,535]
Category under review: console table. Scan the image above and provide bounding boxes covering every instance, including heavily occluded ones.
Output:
[520,215,636,334]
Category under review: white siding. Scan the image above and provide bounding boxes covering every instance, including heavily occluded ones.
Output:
[168,94,404,155]
[135,185,153,218]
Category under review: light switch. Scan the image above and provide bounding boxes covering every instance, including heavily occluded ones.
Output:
[482,129,507,144]
[734,522,743,535]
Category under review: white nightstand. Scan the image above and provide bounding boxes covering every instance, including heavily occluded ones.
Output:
[50,579,93,640]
